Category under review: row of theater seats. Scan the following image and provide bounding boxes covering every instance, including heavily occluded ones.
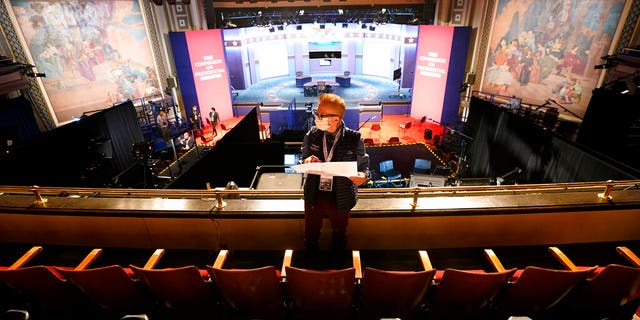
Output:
[1,245,640,320]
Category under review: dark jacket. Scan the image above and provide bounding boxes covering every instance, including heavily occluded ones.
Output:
[301,123,369,213]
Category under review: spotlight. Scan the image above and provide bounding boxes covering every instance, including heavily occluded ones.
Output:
[277,25,284,31]
[361,24,367,29]
[268,27,275,33]
[369,25,375,31]
[342,23,348,28]
[320,24,325,29]
[296,25,302,30]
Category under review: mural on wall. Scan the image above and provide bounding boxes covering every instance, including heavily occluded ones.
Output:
[10,0,160,124]
[481,0,625,120]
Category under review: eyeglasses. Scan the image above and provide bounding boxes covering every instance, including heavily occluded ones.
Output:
[312,108,339,120]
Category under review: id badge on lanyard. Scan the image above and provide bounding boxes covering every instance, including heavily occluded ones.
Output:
[318,129,340,192]
[319,175,333,191]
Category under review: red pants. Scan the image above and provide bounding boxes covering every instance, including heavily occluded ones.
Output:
[304,197,350,252]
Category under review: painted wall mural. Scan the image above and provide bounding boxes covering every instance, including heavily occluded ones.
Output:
[10,0,160,124]
[481,0,626,120]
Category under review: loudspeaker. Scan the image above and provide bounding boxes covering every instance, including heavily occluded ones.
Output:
[166,77,177,88]
[424,129,432,140]
[466,72,476,85]
[543,107,559,129]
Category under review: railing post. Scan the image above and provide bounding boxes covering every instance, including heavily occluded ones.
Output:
[410,187,419,208]
[598,180,614,200]
[215,192,227,209]
[30,187,47,207]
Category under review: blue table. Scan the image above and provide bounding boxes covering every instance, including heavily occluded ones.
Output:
[296,76,312,88]
[335,75,351,87]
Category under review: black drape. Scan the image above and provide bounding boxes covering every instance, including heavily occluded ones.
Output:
[0,95,40,147]
[465,97,639,183]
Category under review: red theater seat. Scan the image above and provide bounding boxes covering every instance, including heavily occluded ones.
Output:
[425,266,516,319]
[355,250,436,320]
[548,246,640,319]
[207,249,287,319]
[0,248,102,318]
[283,249,356,320]
[484,248,596,319]
[130,250,218,318]
[56,249,165,318]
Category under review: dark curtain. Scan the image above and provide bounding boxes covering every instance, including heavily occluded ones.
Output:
[0,101,144,187]
[0,95,40,146]
[466,97,639,184]
[168,107,266,188]
[103,101,145,173]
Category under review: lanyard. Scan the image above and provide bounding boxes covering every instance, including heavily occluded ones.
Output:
[322,127,341,162]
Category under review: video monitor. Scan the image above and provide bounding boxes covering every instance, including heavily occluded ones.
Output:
[284,153,300,173]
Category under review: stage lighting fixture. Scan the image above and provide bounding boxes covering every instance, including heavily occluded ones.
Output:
[277,25,284,31]
[361,24,367,29]
[296,25,302,30]
[320,24,325,29]
[268,27,275,33]
[369,25,376,31]
[342,23,348,28]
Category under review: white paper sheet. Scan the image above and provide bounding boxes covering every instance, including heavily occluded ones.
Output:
[291,161,357,177]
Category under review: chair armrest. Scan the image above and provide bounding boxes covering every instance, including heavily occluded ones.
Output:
[616,246,640,268]
[212,250,229,269]
[281,249,293,278]
[8,246,43,270]
[75,248,103,270]
[143,249,166,269]
[419,250,433,270]
[483,249,506,272]
[352,250,362,280]
[548,247,578,271]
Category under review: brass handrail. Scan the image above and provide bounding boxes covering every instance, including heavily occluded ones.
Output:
[1,180,638,199]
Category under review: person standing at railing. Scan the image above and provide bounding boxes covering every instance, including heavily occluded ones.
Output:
[301,93,369,254]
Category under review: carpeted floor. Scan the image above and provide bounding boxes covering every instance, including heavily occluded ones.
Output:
[233,74,413,107]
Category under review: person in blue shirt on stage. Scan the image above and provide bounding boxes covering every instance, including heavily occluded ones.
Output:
[301,93,369,253]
